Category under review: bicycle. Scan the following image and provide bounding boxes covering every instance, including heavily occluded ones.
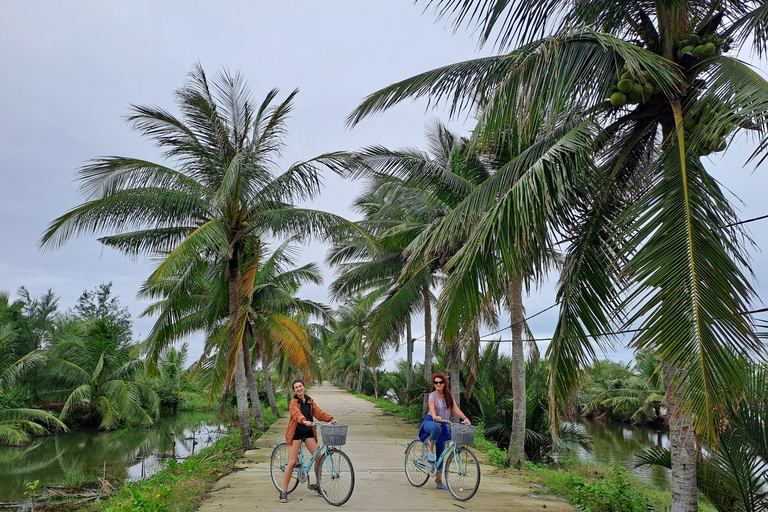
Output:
[270,422,355,506]
[403,419,480,501]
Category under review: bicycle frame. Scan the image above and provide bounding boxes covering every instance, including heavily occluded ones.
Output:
[294,442,328,480]
[292,429,345,483]
[415,439,459,476]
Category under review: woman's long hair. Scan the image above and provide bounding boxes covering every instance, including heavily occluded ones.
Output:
[429,372,454,412]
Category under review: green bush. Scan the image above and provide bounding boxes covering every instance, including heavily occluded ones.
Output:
[572,466,650,512]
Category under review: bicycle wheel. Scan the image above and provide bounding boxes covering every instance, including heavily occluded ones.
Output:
[404,439,430,487]
[270,442,299,493]
[315,448,355,506]
[445,446,480,501]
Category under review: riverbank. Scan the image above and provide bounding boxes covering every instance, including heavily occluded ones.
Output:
[22,403,282,512]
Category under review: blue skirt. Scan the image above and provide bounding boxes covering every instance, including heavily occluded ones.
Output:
[418,414,451,443]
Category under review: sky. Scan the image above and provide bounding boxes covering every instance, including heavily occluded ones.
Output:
[1,1,766,371]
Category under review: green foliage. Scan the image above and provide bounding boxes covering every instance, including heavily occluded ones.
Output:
[47,317,159,429]
[354,393,423,423]
[72,282,132,338]
[572,466,650,512]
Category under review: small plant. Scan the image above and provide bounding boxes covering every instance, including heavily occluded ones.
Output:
[24,480,40,511]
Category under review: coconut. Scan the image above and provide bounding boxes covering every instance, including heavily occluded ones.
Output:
[610,92,627,107]
[692,45,705,57]
[620,71,633,81]
[617,79,633,93]
[702,42,716,56]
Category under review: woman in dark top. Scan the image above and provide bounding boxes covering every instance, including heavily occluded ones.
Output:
[279,379,336,503]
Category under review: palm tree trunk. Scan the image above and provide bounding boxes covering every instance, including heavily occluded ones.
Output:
[357,333,364,394]
[445,339,461,411]
[243,340,265,431]
[506,275,525,468]
[258,334,279,417]
[229,252,252,450]
[422,286,433,414]
[373,366,378,399]
[406,313,413,406]
[664,365,698,512]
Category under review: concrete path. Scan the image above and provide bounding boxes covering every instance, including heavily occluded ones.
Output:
[196,383,573,511]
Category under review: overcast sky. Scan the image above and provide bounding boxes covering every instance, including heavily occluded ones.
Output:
[2,1,766,370]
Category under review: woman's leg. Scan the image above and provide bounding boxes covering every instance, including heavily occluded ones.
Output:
[424,421,441,454]
[304,437,319,470]
[435,438,446,469]
[435,438,447,484]
[281,440,302,493]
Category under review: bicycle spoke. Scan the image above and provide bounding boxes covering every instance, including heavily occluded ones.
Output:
[270,442,299,493]
[446,447,480,501]
[404,440,431,487]
[317,448,355,506]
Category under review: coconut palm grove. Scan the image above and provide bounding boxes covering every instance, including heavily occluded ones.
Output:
[2,1,768,511]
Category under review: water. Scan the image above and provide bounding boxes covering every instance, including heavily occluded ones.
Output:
[0,411,231,502]
[571,420,670,488]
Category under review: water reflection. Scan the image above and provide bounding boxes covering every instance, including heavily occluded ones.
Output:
[570,420,670,488]
[0,411,231,501]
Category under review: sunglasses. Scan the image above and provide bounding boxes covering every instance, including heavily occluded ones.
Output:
[433,380,444,385]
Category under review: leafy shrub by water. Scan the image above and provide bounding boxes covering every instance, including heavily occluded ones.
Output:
[572,466,651,512]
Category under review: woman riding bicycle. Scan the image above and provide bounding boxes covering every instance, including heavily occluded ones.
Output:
[418,372,471,490]
[280,379,337,503]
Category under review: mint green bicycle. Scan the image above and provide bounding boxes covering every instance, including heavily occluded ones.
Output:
[270,422,355,506]
[403,420,480,501]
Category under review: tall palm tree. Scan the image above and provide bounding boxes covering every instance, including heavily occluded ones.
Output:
[348,3,766,507]
[328,180,418,396]
[41,65,353,449]
[338,121,502,411]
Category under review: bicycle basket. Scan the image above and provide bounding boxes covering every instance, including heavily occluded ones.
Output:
[450,423,476,446]
[320,424,348,446]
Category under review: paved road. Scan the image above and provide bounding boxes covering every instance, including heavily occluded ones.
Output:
[196,383,573,511]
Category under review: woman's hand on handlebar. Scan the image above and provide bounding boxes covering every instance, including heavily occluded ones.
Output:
[463,417,471,426]
[434,415,442,423]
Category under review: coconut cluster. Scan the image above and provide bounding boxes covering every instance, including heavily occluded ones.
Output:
[677,33,729,61]
[608,66,661,108]
[686,97,733,156]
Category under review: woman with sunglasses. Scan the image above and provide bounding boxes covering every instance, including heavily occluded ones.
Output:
[418,372,471,490]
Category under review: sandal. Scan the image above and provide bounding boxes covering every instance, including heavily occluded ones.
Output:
[309,484,322,495]
[435,478,448,490]
[279,492,288,503]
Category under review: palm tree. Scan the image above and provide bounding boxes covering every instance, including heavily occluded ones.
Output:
[41,65,354,449]
[338,121,502,411]
[328,180,419,396]
[47,317,159,429]
[247,239,333,417]
[348,3,767,507]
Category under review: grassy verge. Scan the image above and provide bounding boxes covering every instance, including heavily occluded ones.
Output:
[525,459,717,512]
[45,399,286,512]
[353,393,423,423]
